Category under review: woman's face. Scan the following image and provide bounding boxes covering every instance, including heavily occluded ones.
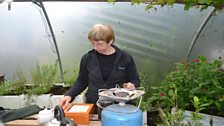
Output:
[91,40,112,54]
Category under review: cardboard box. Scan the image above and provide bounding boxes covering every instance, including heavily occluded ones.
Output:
[64,103,94,125]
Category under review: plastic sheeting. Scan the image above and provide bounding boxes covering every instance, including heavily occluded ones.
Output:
[0,2,223,83]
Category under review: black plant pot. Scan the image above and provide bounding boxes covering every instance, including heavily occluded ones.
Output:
[147,109,162,126]
[49,85,70,95]
[0,74,5,83]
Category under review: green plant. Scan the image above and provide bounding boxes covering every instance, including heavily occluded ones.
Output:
[0,67,27,95]
[12,67,27,94]
[63,65,79,87]
[27,60,59,95]
[191,96,210,126]
[108,0,224,11]
[157,107,188,126]
[31,61,58,85]
[139,71,161,111]
[148,56,224,123]
[0,61,63,96]
[0,81,14,95]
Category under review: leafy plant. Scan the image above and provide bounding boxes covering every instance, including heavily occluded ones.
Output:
[0,81,14,95]
[31,61,58,85]
[108,0,224,11]
[11,67,27,95]
[0,67,27,95]
[147,56,224,125]
[27,60,59,95]
[139,71,160,111]
[191,96,210,126]
[157,107,188,126]
[63,65,79,87]
[0,61,67,96]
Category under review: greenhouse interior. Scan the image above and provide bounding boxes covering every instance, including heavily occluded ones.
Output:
[0,0,224,126]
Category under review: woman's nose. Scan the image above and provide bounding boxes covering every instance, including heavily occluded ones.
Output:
[93,43,100,50]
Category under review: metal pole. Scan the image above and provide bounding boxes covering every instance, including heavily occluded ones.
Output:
[33,0,64,83]
[186,8,215,62]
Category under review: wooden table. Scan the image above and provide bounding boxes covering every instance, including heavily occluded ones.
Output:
[5,115,101,126]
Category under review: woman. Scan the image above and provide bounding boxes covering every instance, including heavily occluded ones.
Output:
[59,24,140,111]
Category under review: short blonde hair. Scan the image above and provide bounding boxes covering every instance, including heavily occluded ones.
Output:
[88,24,115,44]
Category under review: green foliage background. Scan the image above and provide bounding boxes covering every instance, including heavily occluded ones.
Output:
[109,0,224,11]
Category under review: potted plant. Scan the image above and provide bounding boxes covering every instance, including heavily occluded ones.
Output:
[0,61,83,109]
[147,56,224,125]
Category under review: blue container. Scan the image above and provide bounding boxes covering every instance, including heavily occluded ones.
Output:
[102,104,142,126]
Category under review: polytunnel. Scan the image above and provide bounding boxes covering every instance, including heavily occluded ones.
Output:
[0,1,224,126]
[0,1,224,84]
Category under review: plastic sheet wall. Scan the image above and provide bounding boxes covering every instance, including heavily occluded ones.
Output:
[0,2,223,83]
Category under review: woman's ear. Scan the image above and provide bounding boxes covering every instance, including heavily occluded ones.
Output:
[109,39,114,45]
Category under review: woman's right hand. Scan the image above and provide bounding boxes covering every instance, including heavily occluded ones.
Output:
[59,96,72,110]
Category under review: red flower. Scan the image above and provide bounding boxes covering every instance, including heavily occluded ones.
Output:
[160,93,166,96]
[193,59,200,62]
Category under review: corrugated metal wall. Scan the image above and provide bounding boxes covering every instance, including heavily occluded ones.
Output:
[0,2,222,84]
